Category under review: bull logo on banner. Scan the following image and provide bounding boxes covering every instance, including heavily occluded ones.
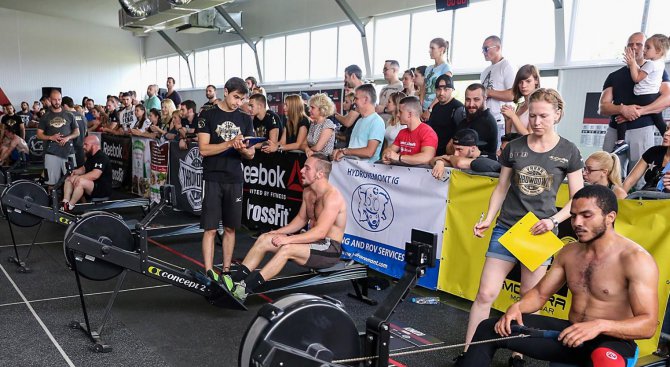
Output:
[351,184,394,232]
[179,147,203,211]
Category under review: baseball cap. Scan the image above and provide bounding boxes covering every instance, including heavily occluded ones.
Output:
[435,74,454,89]
[452,129,485,147]
[300,92,310,101]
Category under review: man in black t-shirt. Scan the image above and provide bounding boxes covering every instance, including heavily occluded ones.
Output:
[2,104,25,141]
[61,135,112,210]
[17,102,32,127]
[62,96,88,168]
[452,83,498,159]
[200,85,219,114]
[599,32,670,186]
[197,77,255,282]
[248,93,282,149]
[426,75,465,155]
[178,100,198,150]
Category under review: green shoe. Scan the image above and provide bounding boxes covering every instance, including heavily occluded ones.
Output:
[206,269,220,283]
[231,280,249,302]
[220,274,235,291]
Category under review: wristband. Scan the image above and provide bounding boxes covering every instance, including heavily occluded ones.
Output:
[398,154,402,163]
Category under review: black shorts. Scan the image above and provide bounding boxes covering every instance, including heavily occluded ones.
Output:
[84,182,111,201]
[201,180,243,230]
[304,238,342,269]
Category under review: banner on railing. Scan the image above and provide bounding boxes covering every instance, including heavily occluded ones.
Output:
[169,142,203,214]
[330,159,450,289]
[131,137,151,198]
[101,134,131,189]
[150,140,169,203]
[25,128,44,162]
[242,151,306,230]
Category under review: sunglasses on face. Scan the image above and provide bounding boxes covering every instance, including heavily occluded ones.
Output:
[482,45,499,53]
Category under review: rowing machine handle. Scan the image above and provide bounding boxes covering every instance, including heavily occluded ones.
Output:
[511,325,560,339]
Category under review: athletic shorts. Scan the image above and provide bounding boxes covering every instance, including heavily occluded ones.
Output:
[486,224,552,266]
[44,154,76,185]
[304,238,342,269]
[84,182,111,201]
[200,180,242,230]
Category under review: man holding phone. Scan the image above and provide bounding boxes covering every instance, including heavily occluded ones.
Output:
[197,77,256,282]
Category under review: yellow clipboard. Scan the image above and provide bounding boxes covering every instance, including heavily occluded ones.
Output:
[498,212,564,271]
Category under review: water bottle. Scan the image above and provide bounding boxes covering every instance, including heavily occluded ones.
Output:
[410,296,440,305]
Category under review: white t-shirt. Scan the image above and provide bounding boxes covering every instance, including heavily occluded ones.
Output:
[480,58,516,120]
[384,123,406,147]
[635,59,665,95]
[378,81,403,123]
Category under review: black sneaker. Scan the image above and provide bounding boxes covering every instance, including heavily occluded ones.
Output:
[612,141,630,155]
[452,352,466,366]
[508,355,525,367]
[206,269,220,283]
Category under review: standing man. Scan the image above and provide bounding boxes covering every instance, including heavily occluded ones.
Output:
[165,77,182,107]
[17,102,33,127]
[480,35,516,143]
[36,89,79,189]
[178,100,198,149]
[197,77,255,282]
[453,84,499,159]
[62,96,88,168]
[460,185,659,367]
[376,60,404,122]
[248,93,283,149]
[118,92,137,134]
[599,32,670,185]
[145,84,161,112]
[335,65,364,130]
[225,153,346,302]
[2,104,25,141]
[427,74,465,155]
[381,96,437,166]
[61,135,113,210]
[332,84,385,163]
[200,85,219,114]
[84,98,95,121]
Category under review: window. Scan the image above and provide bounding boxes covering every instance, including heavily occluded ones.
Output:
[310,28,337,80]
[179,54,194,89]
[209,47,225,87]
[167,56,180,88]
[503,0,555,65]
[264,36,286,82]
[285,32,310,81]
[645,0,670,37]
[242,42,263,82]
[409,10,453,69]
[373,14,410,75]
[337,23,374,78]
[195,50,209,88]
[570,0,644,62]
[451,0,503,71]
[156,58,168,89]
[144,59,157,87]
[224,44,242,82]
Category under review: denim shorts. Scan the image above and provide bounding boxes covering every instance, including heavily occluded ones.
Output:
[485,224,552,266]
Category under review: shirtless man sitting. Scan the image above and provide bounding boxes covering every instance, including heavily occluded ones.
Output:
[224,153,347,302]
[0,128,29,166]
[459,185,659,366]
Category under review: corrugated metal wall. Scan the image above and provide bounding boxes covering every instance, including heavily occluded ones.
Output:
[0,8,143,106]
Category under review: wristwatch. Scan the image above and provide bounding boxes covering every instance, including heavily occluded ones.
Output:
[549,216,559,228]
[278,144,283,153]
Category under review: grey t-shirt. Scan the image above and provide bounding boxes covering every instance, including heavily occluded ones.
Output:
[497,135,583,229]
[72,111,88,148]
[38,110,78,158]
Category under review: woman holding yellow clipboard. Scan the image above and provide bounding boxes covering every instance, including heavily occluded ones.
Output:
[455,88,584,367]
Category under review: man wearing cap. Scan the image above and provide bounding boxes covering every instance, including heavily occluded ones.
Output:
[450,83,499,159]
[427,74,465,155]
[431,129,501,179]
[382,96,437,166]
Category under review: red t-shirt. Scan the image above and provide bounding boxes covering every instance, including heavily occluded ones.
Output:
[392,122,438,155]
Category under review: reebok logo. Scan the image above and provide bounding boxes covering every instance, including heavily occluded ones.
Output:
[244,164,285,188]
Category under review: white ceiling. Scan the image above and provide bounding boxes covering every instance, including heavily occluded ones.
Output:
[0,0,121,28]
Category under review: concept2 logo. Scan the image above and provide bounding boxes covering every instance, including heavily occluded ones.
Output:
[351,184,394,232]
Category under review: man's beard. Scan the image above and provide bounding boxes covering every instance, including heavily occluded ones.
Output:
[466,107,483,120]
[580,220,607,245]
[51,103,61,109]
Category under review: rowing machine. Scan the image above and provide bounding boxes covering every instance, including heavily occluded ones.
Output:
[238,229,437,367]
[64,185,372,352]
[0,178,149,272]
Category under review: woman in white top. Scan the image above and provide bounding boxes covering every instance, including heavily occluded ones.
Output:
[304,93,336,157]
[384,91,407,147]
[501,64,540,135]
[401,68,416,96]
[413,66,427,116]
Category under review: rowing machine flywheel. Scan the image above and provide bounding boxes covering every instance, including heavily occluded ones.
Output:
[1,180,49,227]
[239,293,361,367]
[64,211,134,281]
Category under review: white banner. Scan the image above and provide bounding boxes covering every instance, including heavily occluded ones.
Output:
[330,159,450,289]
